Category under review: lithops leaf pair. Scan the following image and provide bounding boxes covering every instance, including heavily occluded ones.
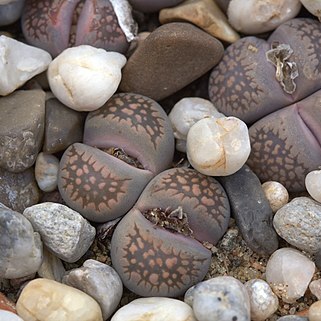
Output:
[209,18,321,191]
[58,93,174,222]
[111,167,230,297]
[21,0,137,57]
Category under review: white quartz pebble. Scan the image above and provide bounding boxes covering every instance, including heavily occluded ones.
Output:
[309,279,321,300]
[305,170,321,203]
[300,0,321,20]
[16,278,103,321]
[47,45,126,112]
[0,310,24,321]
[245,279,278,321]
[262,181,289,213]
[63,259,123,320]
[169,97,224,152]
[227,0,301,34]
[111,297,196,321]
[273,197,321,254]
[266,247,315,303]
[23,202,95,263]
[186,116,251,176]
[35,152,59,192]
[0,35,52,96]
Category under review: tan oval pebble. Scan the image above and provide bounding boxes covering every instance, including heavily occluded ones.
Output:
[305,170,321,203]
[262,181,289,212]
[309,300,321,321]
[16,278,103,321]
[309,279,321,300]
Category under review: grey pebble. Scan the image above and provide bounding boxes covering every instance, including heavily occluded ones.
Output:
[185,276,250,321]
[0,166,40,213]
[0,89,45,172]
[277,316,308,321]
[23,202,95,263]
[63,259,123,320]
[0,206,43,279]
[218,165,278,256]
[273,196,321,254]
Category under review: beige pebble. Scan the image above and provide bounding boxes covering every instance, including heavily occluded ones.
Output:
[16,278,103,321]
[309,279,321,300]
[262,181,289,212]
[305,170,321,203]
[309,300,321,321]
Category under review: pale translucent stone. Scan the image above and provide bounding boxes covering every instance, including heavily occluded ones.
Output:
[305,170,321,203]
[37,247,65,282]
[111,297,196,321]
[23,202,95,263]
[0,310,24,321]
[185,276,250,321]
[309,279,321,300]
[16,278,103,321]
[273,197,321,253]
[186,116,251,176]
[0,35,52,96]
[266,248,315,303]
[227,0,301,34]
[309,300,321,321]
[245,279,278,321]
[300,0,321,20]
[63,259,123,320]
[169,97,224,152]
[262,181,289,213]
[35,153,59,192]
[47,45,126,112]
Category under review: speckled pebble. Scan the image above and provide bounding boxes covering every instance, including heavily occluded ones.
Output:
[23,202,95,263]
[35,152,59,192]
[266,247,315,303]
[63,259,123,320]
[276,316,308,321]
[245,279,278,321]
[273,197,321,254]
[262,181,289,212]
[185,276,250,321]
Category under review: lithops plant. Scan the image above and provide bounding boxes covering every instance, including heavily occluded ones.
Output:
[209,18,321,191]
[58,93,174,222]
[21,0,137,57]
[111,167,230,297]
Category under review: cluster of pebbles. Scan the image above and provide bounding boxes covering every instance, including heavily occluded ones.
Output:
[1,0,321,320]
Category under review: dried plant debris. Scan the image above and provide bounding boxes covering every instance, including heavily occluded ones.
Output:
[104,147,144,169]
[266,42,299,94]
[142,206,194,237]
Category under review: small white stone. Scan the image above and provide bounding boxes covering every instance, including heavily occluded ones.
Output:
[245,279,279,321]
[227,0,301,34]
[23,202,96,263]
[63,259,123,320]
[111,297,196,321]
[262,181,289,213]
[169,97,224,152]
[0,35,52,96]
[186,116,251,176]
[305,170,321,203]
[35,152,59,192]
[0,310,24,321]
[16,278,103,321]
[266,247,315,303]
[47,45,126,112]
[309,279,321,300]
[300,0,321,20]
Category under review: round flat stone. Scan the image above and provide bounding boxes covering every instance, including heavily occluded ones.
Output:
[119,22,224,101]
